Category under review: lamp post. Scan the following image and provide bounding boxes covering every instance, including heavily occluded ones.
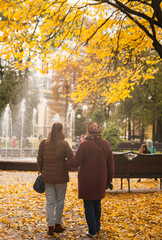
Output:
[82,105,88,126]
[77,114,81,119]
[82,105,88,114]
[76,114,81,137]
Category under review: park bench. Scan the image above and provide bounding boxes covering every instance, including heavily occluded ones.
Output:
[117,142,162,152]
[0,152,162,192]
[114,152,162,191]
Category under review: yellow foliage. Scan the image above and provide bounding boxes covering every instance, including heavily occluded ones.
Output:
[0,0,161,104]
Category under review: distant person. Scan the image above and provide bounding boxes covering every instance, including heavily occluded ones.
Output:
[37,123,73,236]
[139,144,150,154]
[25,138,32,148]
[11,136,16,148]
[137,144,150,182]
[65,121,114,238]
[80,134,85,142]
[146,139,156,154]
[74,136,80,149]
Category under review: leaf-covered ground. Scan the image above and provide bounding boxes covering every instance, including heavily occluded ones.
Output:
[0,171,161,240]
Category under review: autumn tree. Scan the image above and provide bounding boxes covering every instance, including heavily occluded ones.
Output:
[0,0,161,105]
[87,0,162,58]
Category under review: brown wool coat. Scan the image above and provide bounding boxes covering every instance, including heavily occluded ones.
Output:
[65,138,114,200]
[37,137,73,184]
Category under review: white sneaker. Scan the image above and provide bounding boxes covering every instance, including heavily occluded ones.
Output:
[86,232,96,238]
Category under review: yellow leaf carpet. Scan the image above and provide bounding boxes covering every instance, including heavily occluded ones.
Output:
[0,171,161,240]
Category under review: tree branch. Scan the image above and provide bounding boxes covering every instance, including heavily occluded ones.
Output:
[101,0,161,28]
[93,0,162,57]
[84,10,117,45]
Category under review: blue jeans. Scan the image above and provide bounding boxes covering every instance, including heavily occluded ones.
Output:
[45,183,67,226]
[83,200,101,235]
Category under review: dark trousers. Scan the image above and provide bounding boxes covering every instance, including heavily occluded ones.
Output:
[83,200,101,235]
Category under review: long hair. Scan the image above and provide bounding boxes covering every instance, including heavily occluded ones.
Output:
[141,144,150,153]
[47,123,63,143]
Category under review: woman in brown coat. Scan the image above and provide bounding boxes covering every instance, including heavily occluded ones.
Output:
[65,121,114,238]
[37,123,73,236]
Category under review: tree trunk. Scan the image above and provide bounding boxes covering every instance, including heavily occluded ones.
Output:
[156,118,162,142]
[124,121,127,141]
[152,116,156,142]
[128,116,131,141]
[141,123,145,142]
[139,118,141,141]
[64,97,68,137]
[64,83,69,137]
[132,118,135,140]
[104,105,110,119]
[153,41,162,59]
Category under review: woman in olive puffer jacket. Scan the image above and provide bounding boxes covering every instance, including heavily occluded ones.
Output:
[37,123,73,236]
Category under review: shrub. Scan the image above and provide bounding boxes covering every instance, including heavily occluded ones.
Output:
[102,122,122,151]
[92,108,105,125]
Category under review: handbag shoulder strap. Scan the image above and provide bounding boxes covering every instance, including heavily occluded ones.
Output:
[92,140,106,160]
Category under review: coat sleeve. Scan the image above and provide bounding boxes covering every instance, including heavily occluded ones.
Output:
[65,143,85,169]
[65,141,74,160]
[107,146,114,183]
[37,140,45,172]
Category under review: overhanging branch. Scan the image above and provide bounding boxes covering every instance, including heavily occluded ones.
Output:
[84,10,117,45]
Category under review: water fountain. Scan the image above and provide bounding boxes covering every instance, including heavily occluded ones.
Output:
[52,113,61,123]
[20,99,26,158]
[2,104,12,158]
[70,109,75,140]
[41,98,47,137]
[32,108,37,153]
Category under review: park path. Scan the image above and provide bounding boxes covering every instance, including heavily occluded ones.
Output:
[0,171,97,239]
[0,170,161,240]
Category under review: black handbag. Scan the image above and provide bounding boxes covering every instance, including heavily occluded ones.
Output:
[33,174,45,193]
[33,140,46,194]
